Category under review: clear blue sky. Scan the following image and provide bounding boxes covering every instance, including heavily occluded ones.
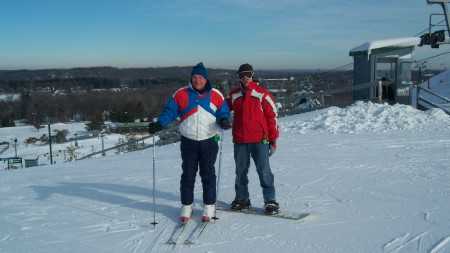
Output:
[1,0,449,70]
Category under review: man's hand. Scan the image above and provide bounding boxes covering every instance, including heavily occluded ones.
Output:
[148,121,163,134]
[219,118,231,130]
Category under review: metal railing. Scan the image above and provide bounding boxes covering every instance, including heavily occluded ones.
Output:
[77,125,180,160]
[277,81,382,116]
[77,133,155,160]
[416,86,450,114]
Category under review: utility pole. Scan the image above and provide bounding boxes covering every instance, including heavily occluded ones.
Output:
[14,138,17,157]
[100,131,106,156]
[48,123,53,164]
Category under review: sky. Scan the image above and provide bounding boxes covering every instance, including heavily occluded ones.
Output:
[1,0,450,71]
[1,99,450,252]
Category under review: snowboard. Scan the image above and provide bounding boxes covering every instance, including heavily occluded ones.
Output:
[216,200,314,220]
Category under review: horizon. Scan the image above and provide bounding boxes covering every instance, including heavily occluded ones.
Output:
[0,66,338,72]
[0,65,445,74]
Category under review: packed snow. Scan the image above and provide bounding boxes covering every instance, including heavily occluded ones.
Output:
[284,101,450,134]
[1,101,449,253]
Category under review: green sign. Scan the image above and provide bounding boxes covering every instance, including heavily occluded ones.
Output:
[8,158,22,164]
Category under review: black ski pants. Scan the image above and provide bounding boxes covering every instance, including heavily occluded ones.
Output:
[180,135,218,205]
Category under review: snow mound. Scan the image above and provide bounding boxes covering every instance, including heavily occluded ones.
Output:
[282,101,450,134]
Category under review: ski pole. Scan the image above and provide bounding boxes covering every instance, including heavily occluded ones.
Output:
[151,134,158,227]
[214,129,224,219]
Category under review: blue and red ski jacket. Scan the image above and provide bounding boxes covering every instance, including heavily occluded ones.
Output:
[158,81,230,141]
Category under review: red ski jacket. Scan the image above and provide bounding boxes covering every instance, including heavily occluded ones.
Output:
[226,81,279,144]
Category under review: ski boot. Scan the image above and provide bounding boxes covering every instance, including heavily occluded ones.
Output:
[202,204,215,221]
[180,204,192,222]
[231,198,251,211]
[264,200,279,215]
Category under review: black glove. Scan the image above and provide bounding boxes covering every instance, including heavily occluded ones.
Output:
[219,118,231,130]
[148,121,163,134]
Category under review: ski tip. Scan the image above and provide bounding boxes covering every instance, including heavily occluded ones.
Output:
[184,240,194,245]
[167,239,176,244]
[301,211,317,221]
[288,212,315,221]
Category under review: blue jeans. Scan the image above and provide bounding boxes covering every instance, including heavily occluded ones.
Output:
[234,142,276,202]
[180,136,218,205]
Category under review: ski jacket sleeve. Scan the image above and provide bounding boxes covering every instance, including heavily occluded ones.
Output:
[158,94,180,128]
[216,102,230,121]
[225,97,233,112]
[262,92,279,143]
[210,88,231,121]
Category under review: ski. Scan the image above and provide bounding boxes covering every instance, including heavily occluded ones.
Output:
[167,220,189,244]
[216,200,313,220]
[184,220,209,245]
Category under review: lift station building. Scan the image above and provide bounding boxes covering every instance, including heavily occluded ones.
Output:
[349,37,421,105]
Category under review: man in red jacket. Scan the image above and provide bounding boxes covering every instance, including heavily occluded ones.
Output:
[226,63,280,215]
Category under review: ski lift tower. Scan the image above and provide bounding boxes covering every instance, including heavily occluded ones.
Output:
[419,0,450,48]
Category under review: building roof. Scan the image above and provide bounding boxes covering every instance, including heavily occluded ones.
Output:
[349,37,421,55]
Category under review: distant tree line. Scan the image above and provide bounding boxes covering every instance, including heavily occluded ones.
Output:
[0,77,187,93]
[0,71,237,128]
[0,84,183,127]
[0,66,195,81]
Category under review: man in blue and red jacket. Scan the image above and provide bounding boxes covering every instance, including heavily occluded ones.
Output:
[226,63,280,215]
[148,62,230,222]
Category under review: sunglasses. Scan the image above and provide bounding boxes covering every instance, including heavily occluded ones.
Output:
[238,71,254,79]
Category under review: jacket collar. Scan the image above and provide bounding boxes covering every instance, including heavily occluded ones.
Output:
[240,81,258,93]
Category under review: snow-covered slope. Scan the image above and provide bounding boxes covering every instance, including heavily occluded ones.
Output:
[1,102,449,253]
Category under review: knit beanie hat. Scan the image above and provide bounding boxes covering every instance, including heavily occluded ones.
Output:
[237,63,253,73]
[191,62,209,80]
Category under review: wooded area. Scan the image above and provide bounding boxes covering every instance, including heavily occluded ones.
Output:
[0,66,359,128]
